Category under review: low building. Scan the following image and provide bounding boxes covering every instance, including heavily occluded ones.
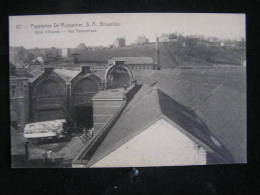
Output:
[61,48,72,58]
[108,57,155,70]
[135,36,149,45]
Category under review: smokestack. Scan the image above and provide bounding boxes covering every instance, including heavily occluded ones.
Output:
[156,37,160,70]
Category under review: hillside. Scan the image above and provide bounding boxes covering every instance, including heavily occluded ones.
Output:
[74,42,246,68]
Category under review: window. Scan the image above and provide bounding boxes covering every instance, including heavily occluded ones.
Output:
[11,85,16,97]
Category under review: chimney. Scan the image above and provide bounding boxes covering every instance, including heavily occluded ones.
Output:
[81,65,91,74]
[114,60,124,66]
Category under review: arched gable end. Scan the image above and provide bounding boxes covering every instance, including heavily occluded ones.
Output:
[105,64,134,89]
[31,72,66,96]
[30,72,66,122]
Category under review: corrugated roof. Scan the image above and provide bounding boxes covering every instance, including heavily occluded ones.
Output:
[86,85,232,166]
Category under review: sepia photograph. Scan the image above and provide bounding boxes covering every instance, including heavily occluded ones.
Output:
[9,13,246,168]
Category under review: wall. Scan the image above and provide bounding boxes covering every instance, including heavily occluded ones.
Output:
[10,77,29,131]
[91,118,207,167]
[70,67,101,128]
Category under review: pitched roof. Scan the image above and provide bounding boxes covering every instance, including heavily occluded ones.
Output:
[85,85,232,166]
[29,68,105,83]
[54,69,80,82]
[144,69,246,162]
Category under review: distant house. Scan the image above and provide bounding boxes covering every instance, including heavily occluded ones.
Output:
[135,36,149,45]
[61,48,72,58]
[113,38,126,48]
[32,56,44,65]
[77,43,88,49]
[159,33,178,42]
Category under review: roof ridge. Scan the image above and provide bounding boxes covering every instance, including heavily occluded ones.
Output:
[122,85,158,114]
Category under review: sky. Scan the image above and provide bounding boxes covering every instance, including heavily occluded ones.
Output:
[9,13,246,49]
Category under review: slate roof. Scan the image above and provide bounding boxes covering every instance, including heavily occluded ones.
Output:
[54,69,80,82]
[29,68,80,83]
[28,67,105,83]
[144,69,246,163]
[85,84,233,166]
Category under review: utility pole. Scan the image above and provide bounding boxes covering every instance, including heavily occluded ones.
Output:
[156,37,160,70]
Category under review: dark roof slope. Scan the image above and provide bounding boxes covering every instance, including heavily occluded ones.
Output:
[144,69,246,163]
[194,86,247,162]
[86,85,232,166]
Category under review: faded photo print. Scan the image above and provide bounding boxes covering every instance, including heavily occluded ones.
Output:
[9,13,246,168]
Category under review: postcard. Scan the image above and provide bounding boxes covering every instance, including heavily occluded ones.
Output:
[9,13,246,168]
